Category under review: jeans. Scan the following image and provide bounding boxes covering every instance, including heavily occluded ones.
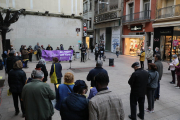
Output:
[154,81,160,99]
[140,61,144,69]
[12,92,25,113]
[99,53,103,60]
[81,53,85,62]
[116,51,119,57]
[130,93,145,120]
[146,88,156,111]
[171,70,176,83]
[54,78,61,92]
[3,58,7,69]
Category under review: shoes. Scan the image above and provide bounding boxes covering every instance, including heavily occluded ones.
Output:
[145,108,153,113]
[175,87,180,89]
[170,82,175,84]
[137,113,144,120]
[174,85,178,87]
[128,115,136,120]
[15,111,19,116]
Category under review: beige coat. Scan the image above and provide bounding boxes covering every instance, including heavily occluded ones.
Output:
[89,90,125,120]
[116,46,120,52]
[146,50,153,60]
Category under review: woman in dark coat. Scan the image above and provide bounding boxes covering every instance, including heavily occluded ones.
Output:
[60,80,89,120]
[36,59,48,82]
[8,60,26,117]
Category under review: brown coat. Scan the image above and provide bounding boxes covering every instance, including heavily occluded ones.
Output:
[22,49,29,59]
[89,90,125,120]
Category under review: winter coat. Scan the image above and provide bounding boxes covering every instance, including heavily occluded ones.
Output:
[175,64,180,76]
[146,50,153,60]
[140,52,145,61]
[88,87,98,99]
[87,67,108,87]
[55,83,74,111]
[154,60,163,80]
[60,93,89,120]
[46,46,53,50]
[50,63,62,79]
[6,56,19,73]
[147,70,159,88]
[22,49,29,59]
[128,68,149,97]
[8,69,27,93]
[169,58,179,71]
[36,64,48,82]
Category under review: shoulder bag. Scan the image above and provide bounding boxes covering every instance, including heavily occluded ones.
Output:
[50,64,58,83]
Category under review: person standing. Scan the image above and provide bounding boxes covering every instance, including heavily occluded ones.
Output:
[60,80,89,120]
[36,59,48,82]
[116,45,120,58]
[146,47,153,64]
[46,44,53,50]
[145,63,159,113]
[99,45,104,60]
[87,60,108,87]
[80,45,86,62]
[20,45,24,53]
[27,45,33,62]
[56,47,60,50]
[169,54,179,84]
[139,49,145,69]
[34,43,41,60]
[89,73,125,120]
[22,46,29,68]
[128,62,149,120]
[50,57,62,91]
[154,47,161,56]
[8,60,26,117]
[22,70,55,120]
[60,44,64,50]
[175,60,180,89]
[154,54,163,101]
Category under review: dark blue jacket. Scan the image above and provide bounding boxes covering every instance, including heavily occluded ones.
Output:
[87,67,108,87]
[60,93,89,120]
[50,63,62,78]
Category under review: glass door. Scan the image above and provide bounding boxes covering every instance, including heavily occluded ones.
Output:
[144,1,150,19]
[129,3,134,21]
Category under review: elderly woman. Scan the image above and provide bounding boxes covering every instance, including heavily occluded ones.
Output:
[60,80,88,120]
[36,59,48,82]
[169,54,179,84]
[8,60,26,117]
[55,72,75,111]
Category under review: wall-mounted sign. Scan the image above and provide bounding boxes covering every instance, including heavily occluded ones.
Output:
[130,25,142,31]
[76,28,80,33]
[160,30,171,34]
[154,38,159,42]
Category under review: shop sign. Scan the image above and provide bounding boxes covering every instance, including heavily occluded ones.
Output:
[160,30,171,34]
[130,25,142,31]
[173,40,179,46]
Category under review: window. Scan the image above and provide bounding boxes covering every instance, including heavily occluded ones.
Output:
[144,0,150,18]
[90,0,92,11]
[89,18,92,28]
[129,3,134,21]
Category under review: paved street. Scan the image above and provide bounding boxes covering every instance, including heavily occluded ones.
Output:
[0,52,180,120]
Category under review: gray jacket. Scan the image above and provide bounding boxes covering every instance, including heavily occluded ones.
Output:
[146,50,153,60]
[34,45,40,51]
[155,60,163,80]
[148,70,159,88]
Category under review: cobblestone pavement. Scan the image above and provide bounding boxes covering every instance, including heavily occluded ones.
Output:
[0,52,180,120]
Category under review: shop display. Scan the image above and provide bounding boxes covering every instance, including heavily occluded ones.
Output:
[129,38,144,56]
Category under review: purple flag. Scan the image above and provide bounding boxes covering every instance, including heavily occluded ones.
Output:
[41,50,73,61]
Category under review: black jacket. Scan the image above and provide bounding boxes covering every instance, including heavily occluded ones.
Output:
[60,93,89,120]
[6,56,19,73]
[128,68,149,97]
[36,64,48,82]
[46,46,53,50]
[87,67,108,87]
[8,69,27,93]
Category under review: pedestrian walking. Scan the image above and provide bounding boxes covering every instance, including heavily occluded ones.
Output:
[34,43,41,60]
[175,59,180,89]
[22,46,29,68]
[169,54,179,84]
[36,59,48,82]
[145,63,159,113]
[146,46,153,64]
[87,60,108,87]
[99,45,104,60]
[116,45,120,58]
[22,70,55,120]
[80,45,86,62]
[55,72,75,111]
[60,44,64,50]
[46,44,53,50]
[2,51,8,70]
[128,62,149,120]
[27,45,33,62]
[89,73,125,120]
[139,49,145,69]
[60,80,89,120]
[8,60,26,117]
[50,57,62,92]
[154,54,163,101]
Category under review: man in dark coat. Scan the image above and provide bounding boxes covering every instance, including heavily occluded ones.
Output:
[46,44,53,50]
[128,62,149,120]
[87,60,108,87]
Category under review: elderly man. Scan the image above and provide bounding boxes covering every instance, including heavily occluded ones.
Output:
[34,42,41,60]
[89,73,125,120]
[22,70,55,120]
[87,60,108,87]
[128,62,149,120]
[154,47,161,56]
[146,46,153,64]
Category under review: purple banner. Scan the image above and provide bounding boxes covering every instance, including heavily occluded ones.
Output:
[41,50,73,61]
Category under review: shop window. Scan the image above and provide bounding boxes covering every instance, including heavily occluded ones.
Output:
[89,0,92,11]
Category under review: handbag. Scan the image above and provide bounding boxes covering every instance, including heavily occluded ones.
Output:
[34,51,37,55]
[50,64,58,83]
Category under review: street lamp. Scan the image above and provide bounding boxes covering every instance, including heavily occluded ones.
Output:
[98,0,109,14]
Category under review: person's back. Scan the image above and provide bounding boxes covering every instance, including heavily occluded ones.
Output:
[36,64,48,82]
[6,55,18,73]
[154,60,163,80]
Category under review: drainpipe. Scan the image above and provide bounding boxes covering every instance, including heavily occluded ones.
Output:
[120,0,124,55]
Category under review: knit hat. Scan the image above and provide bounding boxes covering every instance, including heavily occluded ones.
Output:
[74,80,86,89]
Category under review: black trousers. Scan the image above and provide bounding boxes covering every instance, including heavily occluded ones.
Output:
[12,92,25,113]
[95,53,98,61]
[140,61,144,69]
[81,53,85,62]
[130,94,145,120]
[25,116,52,120]
[146,88,156,111]
[29,54,32,62]
[147,60,152,64]
[36,51,41,60]
[171,70,176,83]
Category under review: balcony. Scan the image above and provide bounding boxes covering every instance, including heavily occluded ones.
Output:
[122,10,151,24]
[157,4,180,19]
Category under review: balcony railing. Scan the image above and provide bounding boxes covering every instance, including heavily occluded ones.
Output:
[122,10,151,23]
[157,4,180,19]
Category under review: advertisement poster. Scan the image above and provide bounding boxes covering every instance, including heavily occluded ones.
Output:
[100,28,106,47]
[111,27,120,52]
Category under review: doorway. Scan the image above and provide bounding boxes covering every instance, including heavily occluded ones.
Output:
[106,27,112,51]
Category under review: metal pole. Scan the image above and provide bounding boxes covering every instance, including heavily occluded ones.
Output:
[98,0,99,14]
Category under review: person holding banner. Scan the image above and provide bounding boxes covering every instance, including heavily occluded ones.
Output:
[81,45,87,62]
[50,57,62,92]
[46,44,53,50]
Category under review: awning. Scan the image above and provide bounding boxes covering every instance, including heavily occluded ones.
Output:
[152,21,180,28]
[122,35,144,38]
